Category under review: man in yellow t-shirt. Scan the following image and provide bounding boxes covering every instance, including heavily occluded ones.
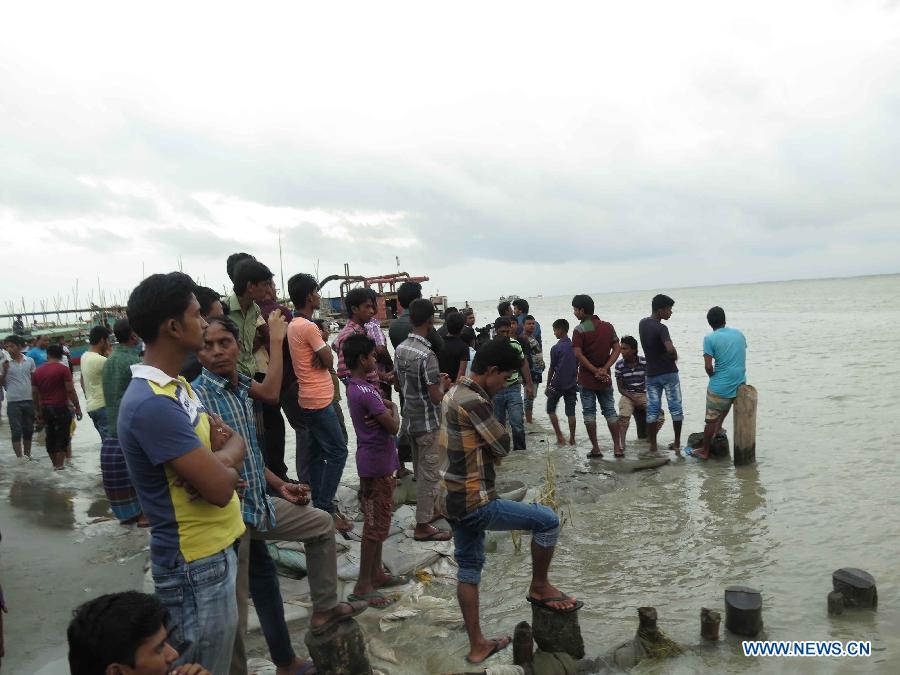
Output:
[79,325,111,439]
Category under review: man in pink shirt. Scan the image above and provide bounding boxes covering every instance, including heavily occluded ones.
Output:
[286,273,349,527]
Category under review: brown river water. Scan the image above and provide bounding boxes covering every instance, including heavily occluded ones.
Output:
[2,274,898,673]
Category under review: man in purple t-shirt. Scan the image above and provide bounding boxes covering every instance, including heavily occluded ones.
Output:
[343,334,402,610]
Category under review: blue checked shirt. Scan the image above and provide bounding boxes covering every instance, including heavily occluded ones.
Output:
[193,368,276,531]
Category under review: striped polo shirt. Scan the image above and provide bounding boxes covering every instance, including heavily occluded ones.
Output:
[614,355,647,394]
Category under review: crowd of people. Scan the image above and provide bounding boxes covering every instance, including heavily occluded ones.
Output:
[1,252,747,673]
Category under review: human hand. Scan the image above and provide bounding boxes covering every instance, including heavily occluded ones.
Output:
[526,384,535,399]
[169,664,212,675]
[2,361,8,373]
[208,413,234,452]
[279,482,311,505]
[173,476,202,501]
[75,411,83,421]
[268,312,288,342]
[439,373,451,390]
[364,414,380,429]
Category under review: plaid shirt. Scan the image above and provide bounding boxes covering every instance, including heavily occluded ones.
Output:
[102,344,142,439]
[437,376,511,519]
[192,368,276,531]
[395,333,441,435]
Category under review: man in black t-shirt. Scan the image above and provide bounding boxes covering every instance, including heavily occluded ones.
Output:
[437,312,470,383]
[638,294,684,455]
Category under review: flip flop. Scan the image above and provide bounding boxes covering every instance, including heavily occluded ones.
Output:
[414,527,452,542]
[309,600,369,636]
[466,636,511,664]
[347,591,399,610]
[526,593,584,614]
[586,452,604,459]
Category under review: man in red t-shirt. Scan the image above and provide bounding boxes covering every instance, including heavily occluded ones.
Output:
[32,344,82,469]
[571,294,623,458]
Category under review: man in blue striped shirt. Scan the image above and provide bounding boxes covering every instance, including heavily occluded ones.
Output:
[193,316,366,675]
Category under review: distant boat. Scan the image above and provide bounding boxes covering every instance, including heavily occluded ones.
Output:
[499,294,519,303]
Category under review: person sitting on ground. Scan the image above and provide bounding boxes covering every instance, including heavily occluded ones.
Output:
[615,335,664,452]
[698,306,747,460]
[81,325,112,440]
[101,319,148,526]
[119,272,246,674]
[394,298,453,542]
[32,344,82,469]
[522,315,545,424]
[193,315,365,674]
[491,317,533,451]
[638,294,684,455]
[1,334,36,459]
[572,294,622,458]
[438,311,470,383]
[286,273,352,531]
[545,319,578,446]
[68,591,211,675]
[439,339,581,665]
[343,334,405,609]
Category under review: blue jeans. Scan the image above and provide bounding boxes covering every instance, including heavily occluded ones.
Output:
[492,384,526,450]
[299,404,348,513]
[151,547,239,675]
[646,372,684,423]
[578,385,617,423]
[249,539,295,667]
[450,499,560,584]
[87,407,109,439]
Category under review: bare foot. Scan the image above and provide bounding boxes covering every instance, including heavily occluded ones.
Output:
[555,435,566,446]
[568,436,576,446]
[466,635,511,664]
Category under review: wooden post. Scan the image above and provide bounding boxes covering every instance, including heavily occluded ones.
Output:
[701,608,721,641]
[531,604,585,660]
[725,586,763,637]
[733,384,757,466]
[827,591,845,616]
[304,619,373,675]
[832,568,877,609]
[513,621,534,671]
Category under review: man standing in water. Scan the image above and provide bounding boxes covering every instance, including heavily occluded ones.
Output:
[32,344,81,469]
[1,335,36,458]
[26,334,49,367]
[491,317,533,451]
[80,325,111,439]
[571,295,622,458]
[697,306,747,460]
[639,294,684,455]
[439,339,580,665]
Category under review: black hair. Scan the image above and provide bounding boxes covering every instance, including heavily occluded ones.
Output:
[226,252,256,281]
[4,334,25,347]
[445,311,465,335]
[205,315,240,341]
[460,326,476,346]
[287,273,319,309]
[343,333,376,371]
[113,318,133,344]
[68,591,169,675]
[512,298,529,314]
[707,306,726,329]
[524,314,535,322]
[127,272,197,345]
[552,318,569,333]
[408,298,434,328]
[47,344,64,359]
[620,335,638,351]
[572,294,594,315]
[494,316,512,330]
[461,308,474,317]
[233,259,273,295]
[312,318,326,329]
[652,294,675,311]
[194,286,223,317]
[497,301,512,316]
[471,338,522,375]
[88,325,111,346]
[344,287,372,318]
[397,282,423,309]
[445,306,458,314]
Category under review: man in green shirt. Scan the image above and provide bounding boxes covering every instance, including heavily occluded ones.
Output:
[491,317,533,451]
[100,318,146,524]
[227,259,273,377]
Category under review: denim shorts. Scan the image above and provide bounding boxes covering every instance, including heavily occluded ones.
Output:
[546,387,577,417]
[450,499,560,585]
[578,385,618,422]
[646,372,684,423]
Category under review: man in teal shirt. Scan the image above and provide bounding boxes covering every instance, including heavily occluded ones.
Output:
[698,306,747,459]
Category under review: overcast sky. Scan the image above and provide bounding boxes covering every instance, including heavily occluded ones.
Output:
[2,1,899,311]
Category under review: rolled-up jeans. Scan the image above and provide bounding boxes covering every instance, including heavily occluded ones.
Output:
[450,499,560,584]
[492,383,526,450]
[151,546,239,675]
[298,403,348,514]
[645,372,684,423]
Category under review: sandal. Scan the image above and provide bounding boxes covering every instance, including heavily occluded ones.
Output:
[309,600,369,636]
[347,591,399,610]
[414,525,452,542]
[466,636,511,664]
[586,451,604,459]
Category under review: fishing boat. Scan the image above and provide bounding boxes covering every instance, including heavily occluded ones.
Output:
[1,306,125,365]
[499,294,519,303]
